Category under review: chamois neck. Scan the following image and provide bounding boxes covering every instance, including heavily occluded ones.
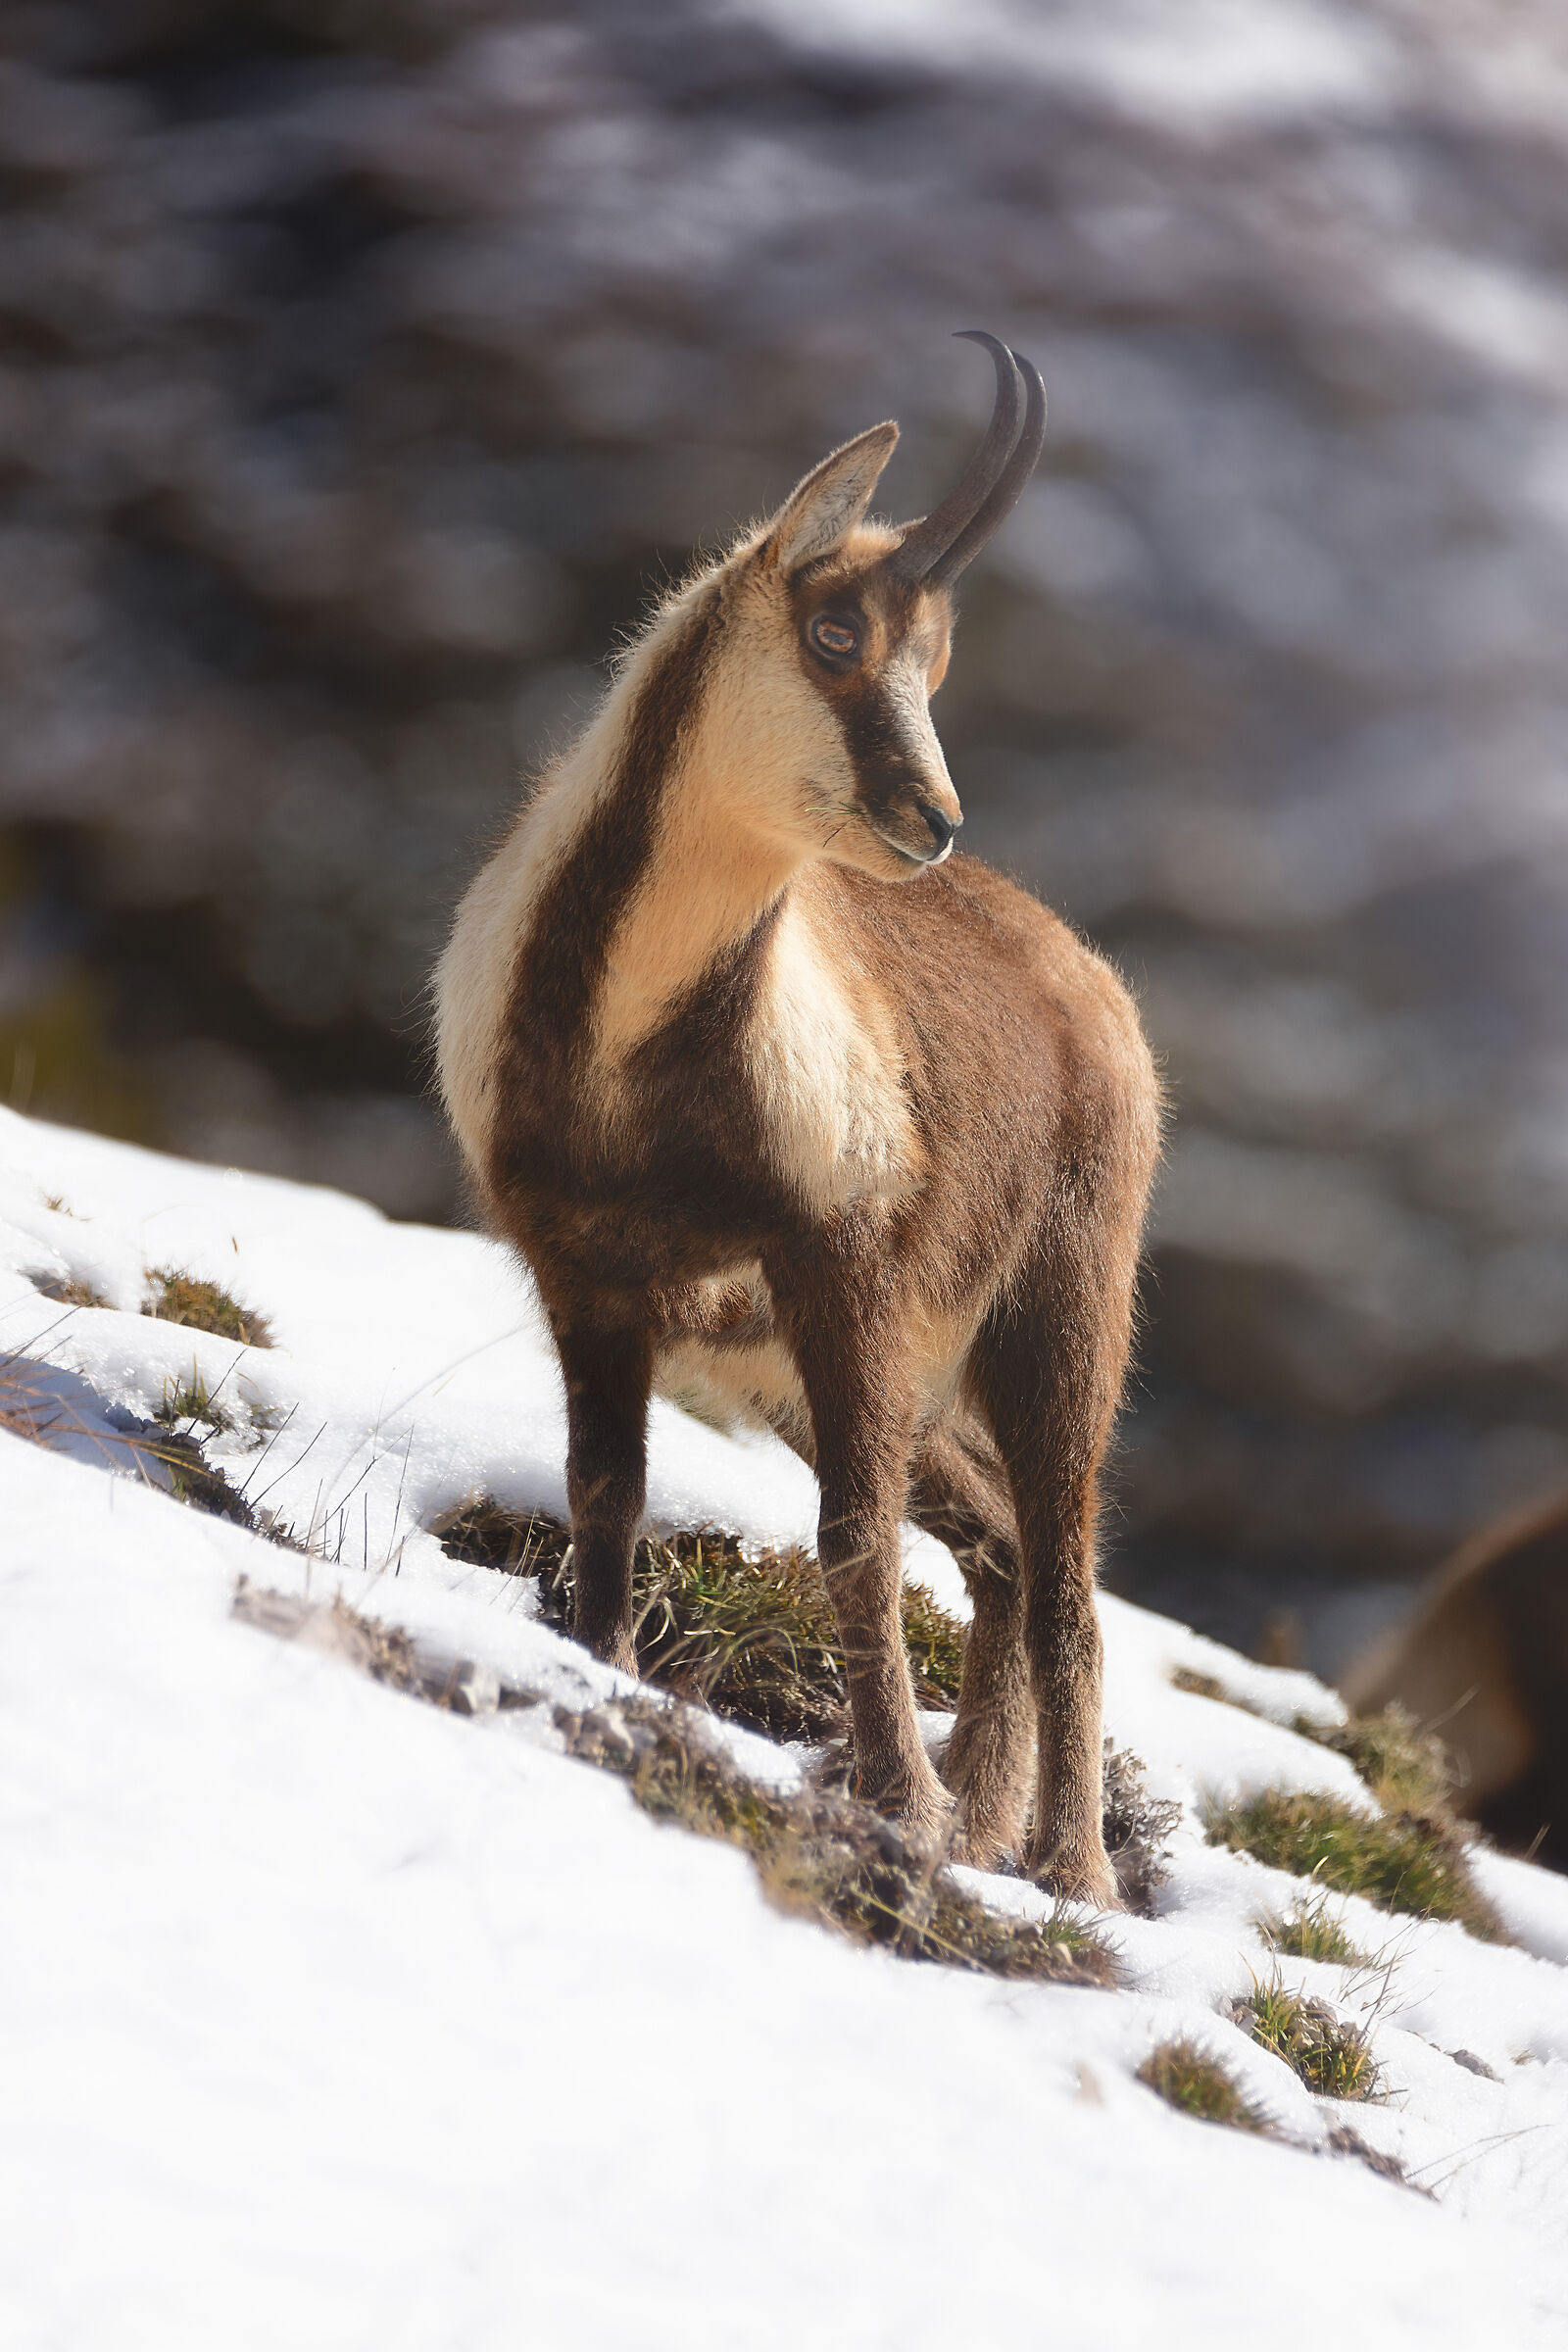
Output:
[594,769,803,1063]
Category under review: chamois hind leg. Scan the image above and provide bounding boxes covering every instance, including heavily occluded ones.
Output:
[906,1416,1032,1868]
[549,1311,655,1678]
[975,1251,1133,1911]
[764,1235,952,1838]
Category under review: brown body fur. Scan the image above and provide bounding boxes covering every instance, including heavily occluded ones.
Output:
[1347,1492,1568,1868]
[435,411,1159,1903]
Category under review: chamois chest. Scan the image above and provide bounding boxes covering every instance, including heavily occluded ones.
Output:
[500,891,921,1293]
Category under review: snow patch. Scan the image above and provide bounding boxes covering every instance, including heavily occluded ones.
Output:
[3,1109,1568,2346]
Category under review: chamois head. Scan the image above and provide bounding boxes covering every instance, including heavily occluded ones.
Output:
[706,332,1046,885]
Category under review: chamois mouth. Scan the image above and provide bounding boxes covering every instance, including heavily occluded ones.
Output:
[870,823,952,869]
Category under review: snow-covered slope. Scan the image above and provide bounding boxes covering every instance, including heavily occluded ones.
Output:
[3,1107,1568,2351]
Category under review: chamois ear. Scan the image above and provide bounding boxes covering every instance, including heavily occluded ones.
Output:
[763,421,900,574]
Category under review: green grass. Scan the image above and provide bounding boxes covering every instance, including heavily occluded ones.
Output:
[442,1503,1181,1899]
[1138,2039,1267,2132]
[1234,1973,1381,2101]
[155,1368,236,1437]
[438,1503,966,1740]
[1205,1787,1501,1937]
[1258,1893,1372,1969]
[1177,1666,1490,1934]
[1304,1704,1451,1816]
[144,1269,273,1349]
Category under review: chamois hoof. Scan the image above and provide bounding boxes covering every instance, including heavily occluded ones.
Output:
[1027,1842,1122,1913]
[853,1756,956,1841]
[886,1777,957,1844]
[946,1823,1021,1875]
[579,1627,638,1680]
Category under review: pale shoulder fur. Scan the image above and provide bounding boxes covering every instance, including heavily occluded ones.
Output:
[748,886,920,1215]
[432,582,702,1175]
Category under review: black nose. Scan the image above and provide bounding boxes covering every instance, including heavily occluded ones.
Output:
[916,801,960,856]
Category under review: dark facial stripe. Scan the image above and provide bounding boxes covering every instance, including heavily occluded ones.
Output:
[833,669,930,819]
[784,563,949,824]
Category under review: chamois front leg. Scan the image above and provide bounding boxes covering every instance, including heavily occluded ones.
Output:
[767,1239,952,1839]
[552,1315,654,1678]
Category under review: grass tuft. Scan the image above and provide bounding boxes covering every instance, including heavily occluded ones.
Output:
[1172,1670,1451,1818]
[154,1427,306,1544]
[1232,1973,1381,2101]
[1258,1893,1372,1969]
[1102,1741,1182,1915]
[432,1500,569,1580]
[1204,1787,1501,1937]
[33,1274,113,1309]
[519,1698,1117,1984]
[1138,2038,1267,2132]
[144,1269,272,1348]
[441,1504,1183,1883]
[155,1369,235,1437]
[154,1428,253,1525]
[1304,1704,1451,1816]
[900,1580,968,1713]
[438,1504,966,1739]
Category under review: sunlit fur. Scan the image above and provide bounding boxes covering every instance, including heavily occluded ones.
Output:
[435,419,1160,1903]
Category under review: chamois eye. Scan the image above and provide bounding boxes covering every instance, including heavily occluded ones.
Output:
[809,613,859,662]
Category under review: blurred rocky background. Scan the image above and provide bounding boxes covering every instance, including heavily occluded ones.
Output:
[6,0,1568,1670]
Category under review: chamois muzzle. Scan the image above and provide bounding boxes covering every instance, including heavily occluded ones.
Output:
[885,330,1047,591]
[916,800,958,858]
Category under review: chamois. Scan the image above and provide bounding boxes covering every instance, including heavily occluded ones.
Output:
[1346,1490,1568,1869]
[435,333,1159,1904]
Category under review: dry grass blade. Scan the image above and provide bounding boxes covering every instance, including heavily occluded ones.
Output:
[0,1352,65,1445]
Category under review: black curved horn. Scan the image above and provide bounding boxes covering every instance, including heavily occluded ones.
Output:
[920,344,1046,588]
[884,330,1023,585]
